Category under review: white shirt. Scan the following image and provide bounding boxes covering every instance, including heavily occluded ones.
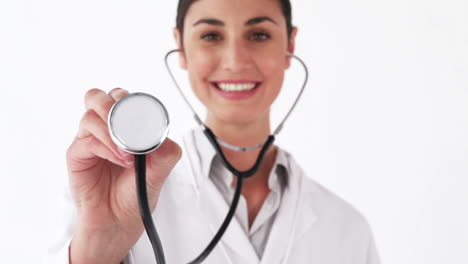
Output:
[46,127,381,264]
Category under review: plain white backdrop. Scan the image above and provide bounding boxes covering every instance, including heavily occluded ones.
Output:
[0,0,467,263]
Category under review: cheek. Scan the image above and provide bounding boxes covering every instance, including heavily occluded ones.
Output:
[186,49,217,99]
[258,55,286,100]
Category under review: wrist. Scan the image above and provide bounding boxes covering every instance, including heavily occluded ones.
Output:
[69,227,129,264]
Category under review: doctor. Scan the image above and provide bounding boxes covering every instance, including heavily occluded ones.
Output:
[46,0,381,263]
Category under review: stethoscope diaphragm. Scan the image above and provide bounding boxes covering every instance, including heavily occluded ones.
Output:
[108,92,170,155]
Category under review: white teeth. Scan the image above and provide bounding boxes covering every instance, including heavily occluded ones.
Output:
[217,83,256,92]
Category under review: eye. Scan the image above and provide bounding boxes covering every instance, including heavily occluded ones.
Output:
[250,32,270,41]
[201,32,222,41]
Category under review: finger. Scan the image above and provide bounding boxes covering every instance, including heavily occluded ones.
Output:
[145,138,182,191]
[76,109,132,161]
[148,138,182,171]
[108,87,129,102]
[84,88,115,124]
[86,136,134,169]
[67,135,133,172]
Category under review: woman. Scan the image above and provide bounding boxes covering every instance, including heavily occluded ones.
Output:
[47,0,380,263]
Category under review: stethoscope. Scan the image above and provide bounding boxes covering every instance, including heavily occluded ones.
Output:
[108,49,309,264]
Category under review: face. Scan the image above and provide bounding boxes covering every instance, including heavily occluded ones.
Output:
[174,0,297,125]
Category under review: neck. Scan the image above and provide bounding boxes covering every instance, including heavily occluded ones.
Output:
[205,112,277,188]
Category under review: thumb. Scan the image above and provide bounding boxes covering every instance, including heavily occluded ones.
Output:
[144,137,182,193]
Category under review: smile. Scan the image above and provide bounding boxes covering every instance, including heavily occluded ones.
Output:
[213,82,259,92]
[210,81,261,100]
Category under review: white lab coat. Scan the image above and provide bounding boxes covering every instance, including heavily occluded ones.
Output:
[46,129,380,264]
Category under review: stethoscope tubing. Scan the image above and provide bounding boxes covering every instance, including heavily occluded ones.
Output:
[135,154,166,264]
[163,49,309,151]
[134,49,309,264]
[135,131,275,264]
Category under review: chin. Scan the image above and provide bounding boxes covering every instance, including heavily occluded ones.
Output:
[211,107,267,126]
[220,113,255,125]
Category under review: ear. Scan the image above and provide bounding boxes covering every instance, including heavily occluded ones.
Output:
[173,28,187,70]
[285,26,298,69]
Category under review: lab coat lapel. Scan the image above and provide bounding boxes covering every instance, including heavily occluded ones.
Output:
[260,164,318,264]
[199,178,260,263]
[181,129,258,263]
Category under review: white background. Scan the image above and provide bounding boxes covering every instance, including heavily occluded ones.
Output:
[1,0,467,263]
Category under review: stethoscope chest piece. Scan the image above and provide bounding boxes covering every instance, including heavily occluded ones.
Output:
[108,92,170,155]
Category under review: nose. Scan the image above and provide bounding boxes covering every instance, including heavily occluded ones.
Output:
[220,40,254,73]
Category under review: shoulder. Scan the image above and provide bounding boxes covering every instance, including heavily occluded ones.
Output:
[305,176,372,233]
[296,168,380,261]
[281,147,373,235]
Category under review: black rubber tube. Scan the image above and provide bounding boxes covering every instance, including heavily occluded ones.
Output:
[135,154,166,264]
[135,154,244,264]
[134,129,275,263]
[187,175,244,264]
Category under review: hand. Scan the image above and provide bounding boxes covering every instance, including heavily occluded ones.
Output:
[66,88,182,264]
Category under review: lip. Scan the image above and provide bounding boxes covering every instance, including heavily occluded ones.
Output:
[210,81,261,100]
[211,80,261,84]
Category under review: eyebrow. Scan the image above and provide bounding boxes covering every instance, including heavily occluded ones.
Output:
[192,16,278,27]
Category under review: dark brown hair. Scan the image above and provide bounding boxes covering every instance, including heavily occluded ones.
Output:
[176,0,293,42]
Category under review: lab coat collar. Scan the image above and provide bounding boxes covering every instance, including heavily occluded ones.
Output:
[190,127,217,184]
[199,177,260,263]
[183,128,319,263]
[260,156,319,264]
[182,128,259,262]
[207,159,319,264]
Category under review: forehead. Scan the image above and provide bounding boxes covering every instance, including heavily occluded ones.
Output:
[184,0,284,26]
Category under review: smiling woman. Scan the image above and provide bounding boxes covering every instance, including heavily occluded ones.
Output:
[46,0,381,263]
